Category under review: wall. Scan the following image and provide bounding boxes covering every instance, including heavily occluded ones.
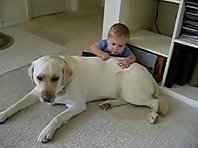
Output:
[119,0,155,33]
[151,2,178,37]
[79,0,101,10]
[31,0,67,17]
[0,0,29,28]
[102,0,155,38]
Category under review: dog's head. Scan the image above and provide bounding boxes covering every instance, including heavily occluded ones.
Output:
[28,55,73,103]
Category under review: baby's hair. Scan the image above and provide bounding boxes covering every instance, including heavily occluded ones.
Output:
[108,23,130,39]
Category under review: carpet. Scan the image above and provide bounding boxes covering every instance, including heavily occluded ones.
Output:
[0,32,14,50]
[0,65,198,148]
[0,27,67,75]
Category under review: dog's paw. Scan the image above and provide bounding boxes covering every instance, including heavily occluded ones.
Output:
[38,126,55,143]
[147,112,158,124]
[99,102,111,110]
[0,111,9,124]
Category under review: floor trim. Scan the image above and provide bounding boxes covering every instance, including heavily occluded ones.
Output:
[160,86,198,109]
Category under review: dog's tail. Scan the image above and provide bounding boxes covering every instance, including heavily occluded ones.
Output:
[153,81,169,116]
[158,95,169,116]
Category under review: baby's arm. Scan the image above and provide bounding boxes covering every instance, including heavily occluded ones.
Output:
[118,53,136,69]
[127,53,136,64]
[90,42,110,60]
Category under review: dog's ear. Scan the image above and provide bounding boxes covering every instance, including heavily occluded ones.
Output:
[28,64,35,84]
[62,63,73,86]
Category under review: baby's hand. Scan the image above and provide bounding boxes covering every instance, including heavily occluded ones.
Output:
[100,52,110,61]
[118,58,131,69]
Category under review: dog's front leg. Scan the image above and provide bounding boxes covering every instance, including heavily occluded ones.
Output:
[38,101,86,143]
[0,88,38,123]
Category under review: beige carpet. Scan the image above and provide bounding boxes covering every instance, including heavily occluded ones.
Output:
[0,27,67,75]
[0,64,198,148]
[16,8,104,54]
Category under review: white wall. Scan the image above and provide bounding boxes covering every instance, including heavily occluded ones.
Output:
[0,0,29,28]
[102,0,155,38]
[102,0,178,38]
[151,2,178,37]
[79,0,101,10]
[119,0,155,33]
[31,0,67,17]
[65,0,79,11]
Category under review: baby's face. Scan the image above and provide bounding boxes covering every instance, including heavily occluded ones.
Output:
[107,36,128,55]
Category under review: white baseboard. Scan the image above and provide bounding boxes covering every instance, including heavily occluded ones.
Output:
[160,86,198,109]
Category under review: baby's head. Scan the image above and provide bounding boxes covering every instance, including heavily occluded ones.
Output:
[107,23,130,55]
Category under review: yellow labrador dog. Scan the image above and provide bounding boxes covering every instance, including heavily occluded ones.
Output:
[0,54,168,142]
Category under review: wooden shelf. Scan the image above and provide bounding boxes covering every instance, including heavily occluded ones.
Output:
[130,30,171,57]
[174,36,198,49]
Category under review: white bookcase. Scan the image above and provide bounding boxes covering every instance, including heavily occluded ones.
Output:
[102,0,198,108]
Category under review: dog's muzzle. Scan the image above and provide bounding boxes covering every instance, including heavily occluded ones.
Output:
[41,91,55,103]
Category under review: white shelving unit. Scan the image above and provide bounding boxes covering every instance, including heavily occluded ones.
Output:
[102,0,198,108]
[102,0,178,56]
[162,0,181,4]
[175,36,198,49]
[130,30,171,57]
[162,0,198,107]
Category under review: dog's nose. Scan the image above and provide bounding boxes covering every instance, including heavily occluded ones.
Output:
[41,91,54,102]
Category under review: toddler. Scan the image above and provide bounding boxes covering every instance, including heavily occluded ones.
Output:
[90,23,136,68]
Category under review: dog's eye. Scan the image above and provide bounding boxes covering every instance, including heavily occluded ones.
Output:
[37,76,43,81]
[51,76,59,82]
